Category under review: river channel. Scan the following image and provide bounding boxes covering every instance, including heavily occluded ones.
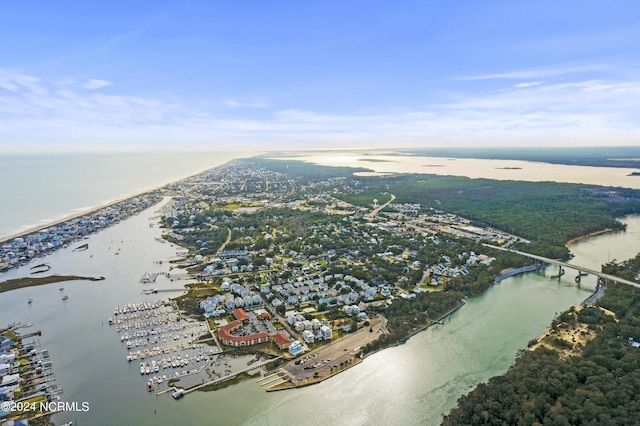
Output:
[1,207,639,425]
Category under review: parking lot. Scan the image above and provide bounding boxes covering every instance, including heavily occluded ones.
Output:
[282,318,386,383]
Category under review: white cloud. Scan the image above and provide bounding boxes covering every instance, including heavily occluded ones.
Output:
[0,69,45,94]
[458,64,609,81]
[0,81,19,92]
[514,81,544,88]
[1,67,640,152]
[82,79,113,90]
[223,98,269,108]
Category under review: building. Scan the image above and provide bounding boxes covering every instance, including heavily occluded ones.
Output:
[289,340,303,356]
[273,333,291,350]
[320,325,333,340]
[303,330,315,344]
[218,321,269,347]
[232,308,249,322]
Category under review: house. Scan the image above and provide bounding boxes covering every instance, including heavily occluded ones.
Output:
[0,364,10,377]
[0,374,19,387]
[273,333,291,350]
[232,308,249,322]
[320,325,333,340]
[303,330,315,344]
[289,340,303,356]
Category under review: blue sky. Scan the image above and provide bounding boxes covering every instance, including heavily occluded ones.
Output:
[1,0,640,152]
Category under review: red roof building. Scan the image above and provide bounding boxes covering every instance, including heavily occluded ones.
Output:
[272,333,291,350]
[218,320,269,348]
[232,308,249,322]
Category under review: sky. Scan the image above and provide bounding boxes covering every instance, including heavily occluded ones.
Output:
[1,0,640,152]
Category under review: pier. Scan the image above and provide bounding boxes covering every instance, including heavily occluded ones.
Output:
[256,371,290,389]
[1,323,63,417]
[180,357,281,395]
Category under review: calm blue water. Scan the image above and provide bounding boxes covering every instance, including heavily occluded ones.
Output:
[0,151,247,238]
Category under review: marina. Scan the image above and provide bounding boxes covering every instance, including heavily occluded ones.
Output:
[0,323,63,423]
[108,300,220,392]
[0,163,639,425]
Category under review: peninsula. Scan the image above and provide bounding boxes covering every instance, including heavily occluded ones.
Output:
[138,157,640,394]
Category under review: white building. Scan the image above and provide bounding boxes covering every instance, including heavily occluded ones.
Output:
[303,330,315,344]
[320,325,333,340]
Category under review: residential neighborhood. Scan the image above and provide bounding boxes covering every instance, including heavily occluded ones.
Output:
[161,159,531,374]
[0,194,162,272]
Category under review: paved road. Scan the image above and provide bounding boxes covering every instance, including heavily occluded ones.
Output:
[366,194,396,218]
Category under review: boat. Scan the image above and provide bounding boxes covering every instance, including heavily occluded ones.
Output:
[59,287,64,291]
[172,388,184,399]
[28,298,33,304]
[62,295,69,301]
[147,379,155,392]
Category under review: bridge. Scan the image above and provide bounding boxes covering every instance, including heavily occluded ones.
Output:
[483,244,640,290]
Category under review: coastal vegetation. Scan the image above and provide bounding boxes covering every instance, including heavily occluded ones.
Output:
[601,254,640,284]
[363,291,464,354]
[352,174,633,258]
[403,146,640,169]
[0,275,105,293]
[443,259,640,426]
[250,158,640,259]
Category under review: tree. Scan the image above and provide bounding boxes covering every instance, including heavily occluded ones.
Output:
[276,304,286,316]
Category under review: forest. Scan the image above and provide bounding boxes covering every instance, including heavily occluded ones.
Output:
[355,174,635,256]
[363,290,464,354]
[402,146,640,169]
[251,158,640,259]
[602,254,640,284]
[442,270,640,426]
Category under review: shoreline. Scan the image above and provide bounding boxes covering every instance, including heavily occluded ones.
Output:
[0,156,244,245]
[391,301,466,348]
[0,190,159,245]
[564,228,615,247]
[494,264,541,282]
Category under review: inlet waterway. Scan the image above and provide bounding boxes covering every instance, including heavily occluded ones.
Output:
[0,207,640,425]
[2,199,639,424]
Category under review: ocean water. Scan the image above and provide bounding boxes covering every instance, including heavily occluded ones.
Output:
[0,151,248,238]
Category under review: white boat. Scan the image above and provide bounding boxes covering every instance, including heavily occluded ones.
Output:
[140,362,145,375]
